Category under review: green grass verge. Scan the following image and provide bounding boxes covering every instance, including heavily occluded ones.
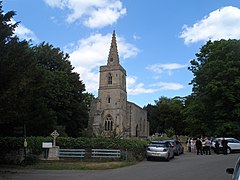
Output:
[0,161,138,170]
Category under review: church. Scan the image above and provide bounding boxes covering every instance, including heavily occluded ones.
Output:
[88,31,149,138]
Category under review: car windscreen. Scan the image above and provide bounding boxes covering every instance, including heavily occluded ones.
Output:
[227,139,240,143]
[149,143,167,147]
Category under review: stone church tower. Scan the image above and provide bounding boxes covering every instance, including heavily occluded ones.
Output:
[88,31,149,138]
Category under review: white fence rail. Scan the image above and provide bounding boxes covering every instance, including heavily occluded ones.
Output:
[58,148,121,159]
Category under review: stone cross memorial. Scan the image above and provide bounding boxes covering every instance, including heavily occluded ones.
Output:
[46,130,60,160]
[50,130,59,147]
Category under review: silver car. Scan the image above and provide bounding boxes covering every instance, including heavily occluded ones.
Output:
[226,156,240,180]
[146,140,174,161]
[167,140,184,156]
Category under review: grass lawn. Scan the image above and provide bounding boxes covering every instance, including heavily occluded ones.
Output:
[0,160,138,170]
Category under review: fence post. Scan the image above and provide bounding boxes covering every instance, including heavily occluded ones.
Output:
[125,149,128,161]
[85,148,92,159]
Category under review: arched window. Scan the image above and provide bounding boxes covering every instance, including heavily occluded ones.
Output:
[136,124,139,137]
[105,121,107,130]
[143,119,145,133]
[107,96,111,103]
[104,114,113,131]
[108,73,112,84]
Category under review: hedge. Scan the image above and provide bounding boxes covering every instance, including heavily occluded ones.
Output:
[0,137,149,164]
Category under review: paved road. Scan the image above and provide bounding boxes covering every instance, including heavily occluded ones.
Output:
[1,153,239,180]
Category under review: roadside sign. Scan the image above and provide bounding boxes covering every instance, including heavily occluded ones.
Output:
[42,142,53,148]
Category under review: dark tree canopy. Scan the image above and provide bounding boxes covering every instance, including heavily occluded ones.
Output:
[186,39,240,138]
[144,96,185,136]
[0,2,90,137]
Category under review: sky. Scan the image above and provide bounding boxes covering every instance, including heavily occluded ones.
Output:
[3,0,240,107]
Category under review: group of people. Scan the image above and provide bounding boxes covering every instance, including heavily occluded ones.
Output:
[186,137,229,155]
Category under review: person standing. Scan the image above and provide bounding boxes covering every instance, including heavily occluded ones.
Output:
[191,138,195,152]
[195,138,203,155]
[205,137,211,155]
[187,138,192,152]
[221,138,228,155]
[214,140,220,154]
[201,138,206,155]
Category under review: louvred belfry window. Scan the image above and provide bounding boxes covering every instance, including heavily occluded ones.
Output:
[108,73,112,84]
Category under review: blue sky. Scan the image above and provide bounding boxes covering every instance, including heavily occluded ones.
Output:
[3,0,240,107]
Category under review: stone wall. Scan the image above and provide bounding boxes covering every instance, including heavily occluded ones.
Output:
[127,102,148,138]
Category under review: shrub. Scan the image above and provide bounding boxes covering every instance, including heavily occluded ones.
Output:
[0,136,148,163]
[20,154,39,165]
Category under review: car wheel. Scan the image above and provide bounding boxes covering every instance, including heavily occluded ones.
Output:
[227,148,231,154]
[176,150,179,156]
[166,153,170,161]
[147,157,151,161]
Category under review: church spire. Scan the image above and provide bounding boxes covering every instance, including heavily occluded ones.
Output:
[107,30,120,65]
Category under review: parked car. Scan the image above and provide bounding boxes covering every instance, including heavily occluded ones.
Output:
[226,156,240,180]
[212,137,240,154]
[146,140,174,161]
[167,140,184,156]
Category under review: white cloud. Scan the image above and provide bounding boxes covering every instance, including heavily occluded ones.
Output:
[146,63,187,75]
[74,66,99,95]
[117,39,139,59]
[44,0,126,28]
[150,82,184,91]
[126,76,184,95]
[11,20,38,43]
[68,34,110,70]
[180,6,240,44]
[127,76,158,95]
[66,33,139,93]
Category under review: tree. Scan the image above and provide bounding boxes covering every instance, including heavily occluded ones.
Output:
[187,39,240,138]
[182,95,206,137]
[0,2,38,136]
[144,96,186,136]
[0,1,18,47]
[31,42,89,137]
[144,104,161,135]
[0,3,89,137]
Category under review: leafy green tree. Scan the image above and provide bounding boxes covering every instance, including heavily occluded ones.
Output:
[0,2,38,136]
[144,96,186,136]
[144,104,161,135]
[182,95,206,137]
[31,42,88,137]
[156,97,185,136]
[0,2,18,47]
[187,39,240,138]
[0,3,89,137]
